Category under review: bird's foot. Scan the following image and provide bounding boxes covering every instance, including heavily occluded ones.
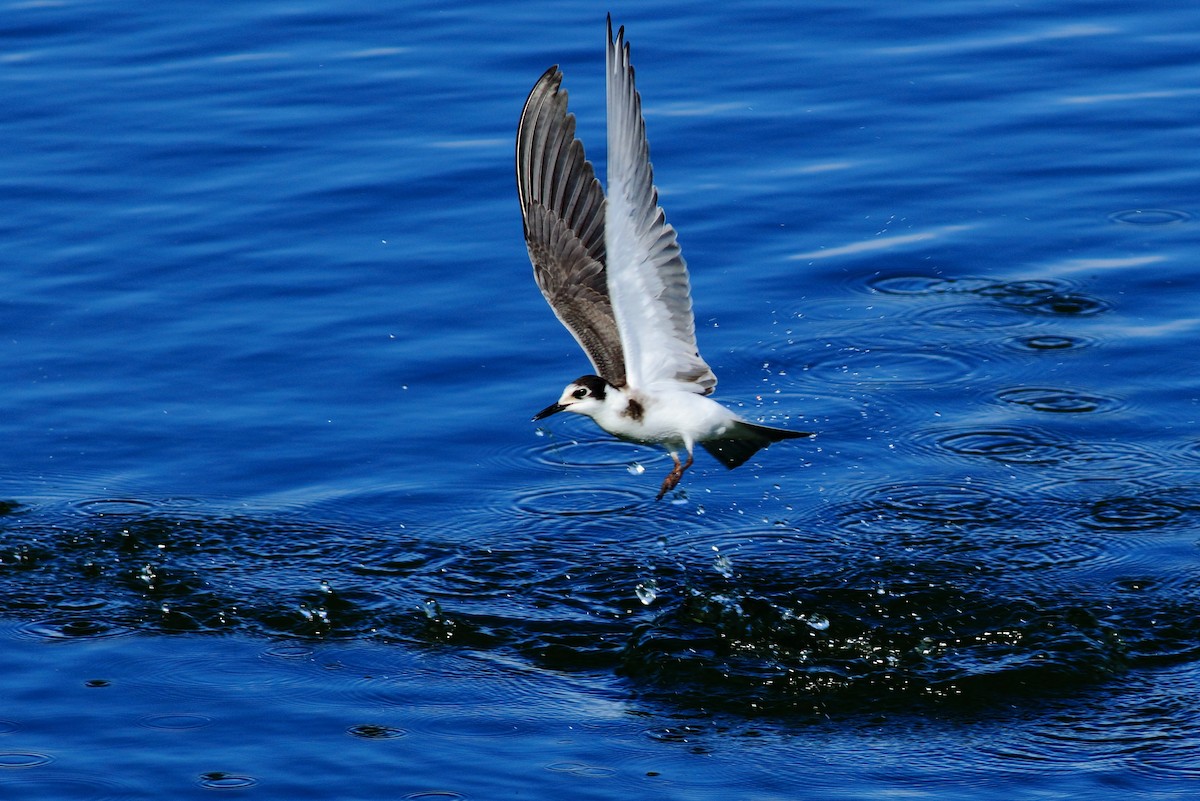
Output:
[655,452,694,501]
[656,470,681,500]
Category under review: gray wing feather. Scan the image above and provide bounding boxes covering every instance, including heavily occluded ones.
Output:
[517,67,626,387]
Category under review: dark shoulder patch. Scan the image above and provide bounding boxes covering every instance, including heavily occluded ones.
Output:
[623,398,644,421]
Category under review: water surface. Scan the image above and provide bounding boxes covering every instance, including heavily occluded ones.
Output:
[2,0,1199,797]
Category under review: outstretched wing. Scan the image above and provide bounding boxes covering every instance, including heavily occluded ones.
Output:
[516,66,626,387]
[604,17,716,395]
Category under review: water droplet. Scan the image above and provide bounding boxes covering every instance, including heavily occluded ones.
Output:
[627,461,645,475]
[712,551,734,578]
[635,579,659,606]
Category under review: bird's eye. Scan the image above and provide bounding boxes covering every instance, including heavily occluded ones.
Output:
[572,387,588,399]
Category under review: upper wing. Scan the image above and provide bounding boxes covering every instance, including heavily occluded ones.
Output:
[516,66,626,387]
[603,17,716,395]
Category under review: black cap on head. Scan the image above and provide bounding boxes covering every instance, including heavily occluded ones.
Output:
[572,375,608,400]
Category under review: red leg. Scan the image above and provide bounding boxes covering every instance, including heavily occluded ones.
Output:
[655,451,695,500]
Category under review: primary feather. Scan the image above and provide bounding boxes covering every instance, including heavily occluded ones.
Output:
[516,67,626,387]
[604,18,717,395]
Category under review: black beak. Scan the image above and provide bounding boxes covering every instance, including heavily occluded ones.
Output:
[532,402,565,422]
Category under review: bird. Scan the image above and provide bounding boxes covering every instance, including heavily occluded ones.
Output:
[517,16,814,500]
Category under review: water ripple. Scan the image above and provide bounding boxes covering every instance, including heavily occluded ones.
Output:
[805,342,978,386]
[867,275,1001,295]
[1007,333,1092,352]
[545,761,617,777]
[1108,208,1192,225]
[18,617,136,641]
[71,497,162,517]
[529,439,668,469]
[513,487,645,516]
[995,386,1123,414]
[832,479,1108,572]
[138,713,213,731]
[1012,292,1110,317]
[346,723,408,739]
[908,302,1034,329]
[1056,443,1166,476]
[0,774,132,801]
[1082,495,1186,531]
[843,480,1020,526]
[866,273,1110,317]
[197,772,259,790]
[927,426,1066,465]
[0,751,53,768]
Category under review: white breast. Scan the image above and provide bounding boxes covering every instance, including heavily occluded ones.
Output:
[596,388,739,450]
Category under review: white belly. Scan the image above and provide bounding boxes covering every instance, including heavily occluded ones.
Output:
[595,389,739,452]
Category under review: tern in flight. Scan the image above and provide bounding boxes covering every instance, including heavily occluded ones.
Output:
[518,17,813,500]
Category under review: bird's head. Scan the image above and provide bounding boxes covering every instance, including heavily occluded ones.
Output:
[532,374,612,421]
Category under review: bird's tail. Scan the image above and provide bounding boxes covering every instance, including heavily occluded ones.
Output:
[701,422,815,469]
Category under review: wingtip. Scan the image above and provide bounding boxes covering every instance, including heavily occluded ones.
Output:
[606,14,625,50]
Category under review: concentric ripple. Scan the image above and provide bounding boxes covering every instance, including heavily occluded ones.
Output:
[867,275,1004,295]
[927,427,1065,465]
[139,713,213,731]
[846,480,1020,526]
[71,498,161,517]
[1054,442,1165,475]
[832,480,1108,571]
[1107,208,1191,226]
[867,273,1110,318]
[530,439,667,469]
[513,487,644,516]
[197,772,258,790]
[1018,293,1110,316]
[346,723,408,739]
[805,343,977,386]
[908,302,1035,329]
[545,761,617,777]
[1008,334,1090,352]
[18,617,136,641]
[995,386,1122,414]
[0,751,53,768]
[1083,495,1186,531]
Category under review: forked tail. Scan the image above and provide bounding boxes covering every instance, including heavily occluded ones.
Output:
[700,422,815,469]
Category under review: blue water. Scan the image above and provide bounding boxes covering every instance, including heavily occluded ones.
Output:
[2,0,1199,797]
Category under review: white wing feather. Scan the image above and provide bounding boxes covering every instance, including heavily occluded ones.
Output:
[604,18,717,395]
